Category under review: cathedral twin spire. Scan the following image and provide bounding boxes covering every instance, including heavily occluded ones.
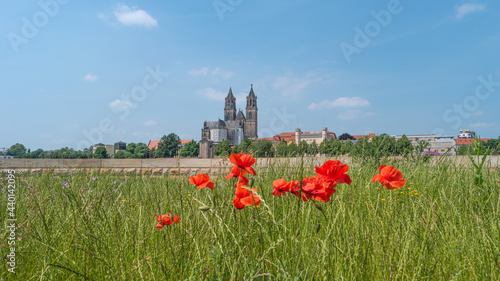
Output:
[224,85,257,122]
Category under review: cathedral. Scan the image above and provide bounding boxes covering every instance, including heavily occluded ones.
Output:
[200,85,258,152]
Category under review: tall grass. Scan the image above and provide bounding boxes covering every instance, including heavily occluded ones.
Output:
[1,158,499,279]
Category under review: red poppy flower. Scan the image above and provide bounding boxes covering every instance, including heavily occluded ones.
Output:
[189,174,214,190]
[173,215,180,224]
[233,183,260,209]
[156,213,180,229]
[272,179,298,196]
[236,175,249,187]
[229,153,256,176]
[299,177,336,202]
[315,160,352,185]
[372,165,407,190]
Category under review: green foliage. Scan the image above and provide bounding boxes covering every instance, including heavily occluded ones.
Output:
[338,133,355,140]
[467,135,489,188]
[179,141,199,158]
[154,134,181,158]
[238,138,255,154]
[6,143,27,158]
[396,135,413,156]
[93,146,110,159]
[252,139,274,157]
[215,140,232,156]
[4,160,500,279]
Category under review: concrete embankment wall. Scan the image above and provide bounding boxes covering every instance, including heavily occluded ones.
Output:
[1,156,498,175]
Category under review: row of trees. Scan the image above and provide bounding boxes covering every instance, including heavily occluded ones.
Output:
[4,134,500,159]
[214,134,416,158]
[1,134,200,159]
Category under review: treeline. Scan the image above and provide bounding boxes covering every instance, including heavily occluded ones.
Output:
[456,138,500,155]
[1,133,200,159]
[214,134,416,158]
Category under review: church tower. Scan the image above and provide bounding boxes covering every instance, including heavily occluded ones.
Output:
[244,84,258,139]
[224,87,236,121]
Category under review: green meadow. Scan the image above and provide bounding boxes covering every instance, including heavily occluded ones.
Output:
[1,157,499,280]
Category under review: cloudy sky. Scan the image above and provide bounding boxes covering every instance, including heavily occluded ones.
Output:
[1,0,500,150]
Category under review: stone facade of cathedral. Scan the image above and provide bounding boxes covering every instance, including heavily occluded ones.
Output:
[199,85,258,158]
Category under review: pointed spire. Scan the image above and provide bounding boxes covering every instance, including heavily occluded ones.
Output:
[248,84,256,98]
[227,87,235,99]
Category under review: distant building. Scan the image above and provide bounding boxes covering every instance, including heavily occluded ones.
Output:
[392,134,456,155]
[455,129,491,146]
[114,141,127,152]
[260,128,336,146]
[92,143,115,157]
[199,85,258,158]
[199,139,215,158]
[295,127,336,145]
[0,156,14,159]
[147,139,194,157]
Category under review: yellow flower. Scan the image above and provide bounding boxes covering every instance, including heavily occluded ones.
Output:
[122,200,127,202]
[188,194,192,197]
[381,199,385,201]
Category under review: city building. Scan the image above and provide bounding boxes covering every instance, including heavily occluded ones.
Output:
[92,143,115,157]
[261,128,336,146]
[201,85,258,145]
[392,134,456,155]
[199,85,258,158]
[455,130,491,146]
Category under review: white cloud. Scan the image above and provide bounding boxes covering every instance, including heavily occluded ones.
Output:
[469,122,494,128]
[114,4,158,28]
[109,99,136,109]
[188,67,234,79]
[308,97,370,110]
[470,111,483,116]
[143,120,157,126]
[272,73,334,99]
[84,73,98,82]
[456,3,485,19]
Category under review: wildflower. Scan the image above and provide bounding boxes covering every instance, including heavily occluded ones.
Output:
[272,179,297,196]
[315,160,352,185]
[233,182,260,209]
[296,176,336,203]
[372,165,407,190]
[226,153,257,180]
[189,174,214,190]
[156,213,180,230]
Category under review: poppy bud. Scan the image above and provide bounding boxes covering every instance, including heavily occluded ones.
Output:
[248,179,255,187]
[315,223,321,233]
[199,205,210,211]
[295,229,300,237]
[314,203,324,212]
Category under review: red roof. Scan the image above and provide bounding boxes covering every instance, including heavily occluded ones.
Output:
[352,133,375,140]
[455,138,492,145]
[148,139,194,150]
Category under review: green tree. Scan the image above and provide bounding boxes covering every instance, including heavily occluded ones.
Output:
[298,140,308,155]
[215,140,232,157]
[307,141,319,155]
[114,150,127,159]
[338,133,355,140]
[276,141,289,157]
[396,135,413,156]
[180,141,200,158]
[134,143,149,158]
[252,139,274,157]
[154,134,180,158]
[239,138,254,154]
[93,146,110,159]
[126,143,137,154]
[6,143,27,158]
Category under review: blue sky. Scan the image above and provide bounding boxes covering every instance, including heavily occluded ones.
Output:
[1,0,500,151]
